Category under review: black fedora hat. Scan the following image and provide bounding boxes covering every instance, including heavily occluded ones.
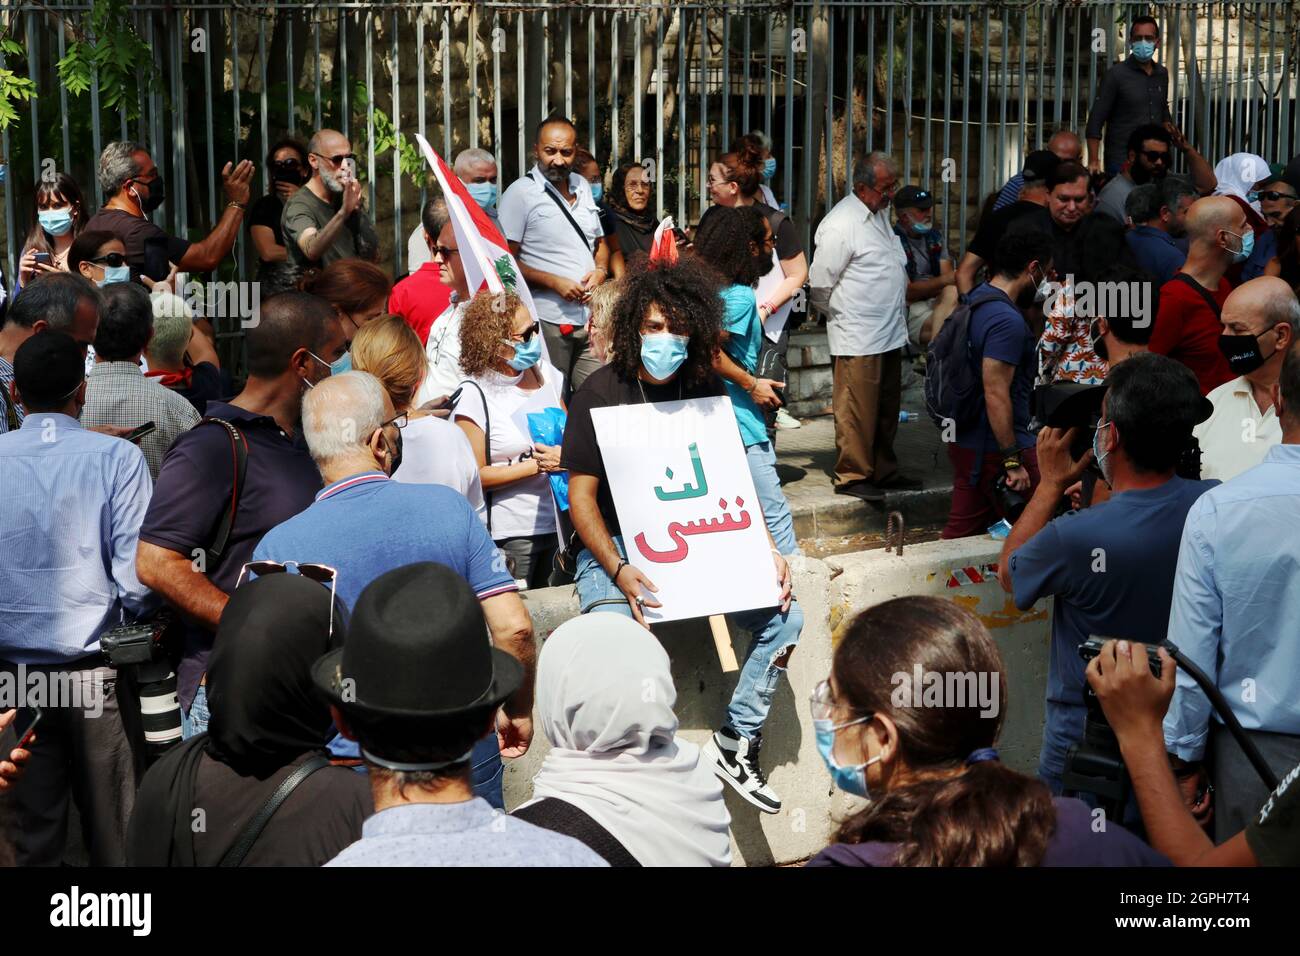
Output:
[312,562,523,721]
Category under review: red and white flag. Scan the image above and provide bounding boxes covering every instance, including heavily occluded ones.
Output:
[414,133,543,330]
[649,216,679,265]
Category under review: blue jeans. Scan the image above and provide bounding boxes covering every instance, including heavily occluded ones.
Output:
[181,684,210,739]
[745,440,800,556]
[575,535,803,739]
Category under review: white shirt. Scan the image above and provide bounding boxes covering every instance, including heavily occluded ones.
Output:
[407,206,500,274]
[498,166,604,326]
[393,414,487,524]
[453,369,564,539]
[808,192,908,356]
[1193,374,1282,482]
[415,299,470,407]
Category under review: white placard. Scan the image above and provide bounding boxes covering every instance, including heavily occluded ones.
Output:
[591,396,781,623]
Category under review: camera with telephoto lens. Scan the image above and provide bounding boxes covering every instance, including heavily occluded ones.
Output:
[100,613,182,753]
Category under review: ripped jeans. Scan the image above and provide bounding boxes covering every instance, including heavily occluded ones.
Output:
[575,535,804,740]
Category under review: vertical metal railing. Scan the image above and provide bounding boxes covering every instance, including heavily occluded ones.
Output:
[2,0,1298,291]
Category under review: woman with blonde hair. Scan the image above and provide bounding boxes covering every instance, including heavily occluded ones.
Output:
[350,315,484,518]
[585,276,623,367]
[453,289,565,588]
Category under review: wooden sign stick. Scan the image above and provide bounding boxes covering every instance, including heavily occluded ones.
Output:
[709,615,739,672]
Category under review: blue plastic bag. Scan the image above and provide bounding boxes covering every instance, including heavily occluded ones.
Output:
[527,406,569,511]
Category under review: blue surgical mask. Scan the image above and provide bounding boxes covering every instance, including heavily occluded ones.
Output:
[1130,39,1157,62]
[762,157,777,180]
[98,265,130,286]
[466,181,498,210]
[505,333,542,372]
[640,332,689,381]
[38,207,74,236]
[910,220,929,236]
[1227,229,1255,263]
[814,715,879,798]
[590,182,604,203]
[309,348,351,377]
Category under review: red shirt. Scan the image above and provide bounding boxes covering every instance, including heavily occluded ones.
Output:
[388,263,453,345]
[1150,273,1233,395]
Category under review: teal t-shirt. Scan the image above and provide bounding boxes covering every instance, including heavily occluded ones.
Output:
[719,284,767,448]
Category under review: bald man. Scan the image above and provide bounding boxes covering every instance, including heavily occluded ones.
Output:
[1149,196,1247,394]
[282,128,379,273]
[992,130,1083,211]
[252,370,536,809]
[1193,277,1300,480]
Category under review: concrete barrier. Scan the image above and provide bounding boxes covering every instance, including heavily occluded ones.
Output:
[506,535,1051,866]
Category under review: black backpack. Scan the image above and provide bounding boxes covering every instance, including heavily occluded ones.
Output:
[923,287,1001,431]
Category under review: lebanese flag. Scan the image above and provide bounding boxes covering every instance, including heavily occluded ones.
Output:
[649,216,679,265]
[413,134,552,366]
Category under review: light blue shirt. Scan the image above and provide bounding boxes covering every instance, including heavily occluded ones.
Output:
[325,798,608,867]
[0,413,156,664]
[1164,443,1300,761]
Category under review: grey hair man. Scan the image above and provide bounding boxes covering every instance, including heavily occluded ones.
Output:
[809,151,919,502]
[85,141,254,281]
[1123,177,1195,284]
[0,272,103,434]
[283,128,380,272]
[1195,276,1300,481]
[408,148,500,274]
[144,292,223,416]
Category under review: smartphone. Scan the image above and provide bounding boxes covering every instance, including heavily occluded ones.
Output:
[10,706,40,749]
[33,251,51,266]
[122,421,157,443]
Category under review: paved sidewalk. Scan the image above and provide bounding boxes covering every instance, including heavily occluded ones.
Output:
[774,379,955,544]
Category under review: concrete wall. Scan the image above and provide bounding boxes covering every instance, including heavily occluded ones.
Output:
[784,327,833,419]
[507,535,1051,866]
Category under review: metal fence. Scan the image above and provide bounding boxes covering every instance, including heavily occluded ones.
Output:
[5,0,1299,288]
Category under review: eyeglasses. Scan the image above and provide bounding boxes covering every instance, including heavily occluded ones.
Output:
[90,252,128,268]
[433,245,460,261]
[313,151,357,167]
[237,560,340,642]
[1140,150,1170,164]
[380,411,409,430]
[808,678,874,730]
[509,321,542,344]
[625,181,651,192]
[1259,190,1299,203]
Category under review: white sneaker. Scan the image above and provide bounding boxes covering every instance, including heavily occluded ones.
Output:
[702,728,782,813]
[775,407,802,430]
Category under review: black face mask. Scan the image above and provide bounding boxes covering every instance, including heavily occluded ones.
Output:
[134,176,166,213]
[385,428,404,477]
[1091,319,1109,362]
[1218,328,1278,375]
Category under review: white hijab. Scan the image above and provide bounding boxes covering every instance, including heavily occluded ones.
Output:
[1213,153,1271,212]
[521,615,732,867]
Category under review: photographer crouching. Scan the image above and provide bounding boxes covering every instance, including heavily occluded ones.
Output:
[996,352,1216,823]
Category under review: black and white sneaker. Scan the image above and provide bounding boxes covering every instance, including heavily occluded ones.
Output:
[702,728,781,814]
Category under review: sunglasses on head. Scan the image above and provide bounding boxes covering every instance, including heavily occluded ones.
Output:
[314,151,357,167]
[91,252,128,268]
[1259,190,1299,203]
[237,560,340,642]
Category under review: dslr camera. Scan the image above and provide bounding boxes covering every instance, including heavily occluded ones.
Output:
[101,612,182,753]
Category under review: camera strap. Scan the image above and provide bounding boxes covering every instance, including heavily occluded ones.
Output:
[219,754,331,867]
[198,418,249,569]
[1170,272,1223,318]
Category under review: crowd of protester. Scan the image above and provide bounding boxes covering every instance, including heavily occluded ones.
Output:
[2,11,1299,870]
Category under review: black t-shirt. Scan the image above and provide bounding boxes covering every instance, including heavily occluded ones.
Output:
[83,208,192,282]
[249,193,286,252]
[968,200,1042,262]
[561,363,726,536]
[1004,206,1086,278]
[1246,761,1300,866]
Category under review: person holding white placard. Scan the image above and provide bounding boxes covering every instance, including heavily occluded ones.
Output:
[455,290,566,590]
[561,257,803,815]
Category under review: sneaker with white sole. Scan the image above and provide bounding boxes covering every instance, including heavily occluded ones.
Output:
[702,728,781,813]
[774,407,802,429]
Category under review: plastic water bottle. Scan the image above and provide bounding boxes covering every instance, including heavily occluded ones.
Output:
[899,411,918,423]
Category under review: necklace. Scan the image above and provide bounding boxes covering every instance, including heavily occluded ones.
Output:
[636,375,683,405]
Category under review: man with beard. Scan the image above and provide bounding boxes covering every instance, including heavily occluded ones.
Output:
[1096,123,1216,226]
[282,129,380,275]
[499,116,612,398]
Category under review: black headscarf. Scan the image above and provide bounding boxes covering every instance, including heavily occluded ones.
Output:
[127,573,345,865]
